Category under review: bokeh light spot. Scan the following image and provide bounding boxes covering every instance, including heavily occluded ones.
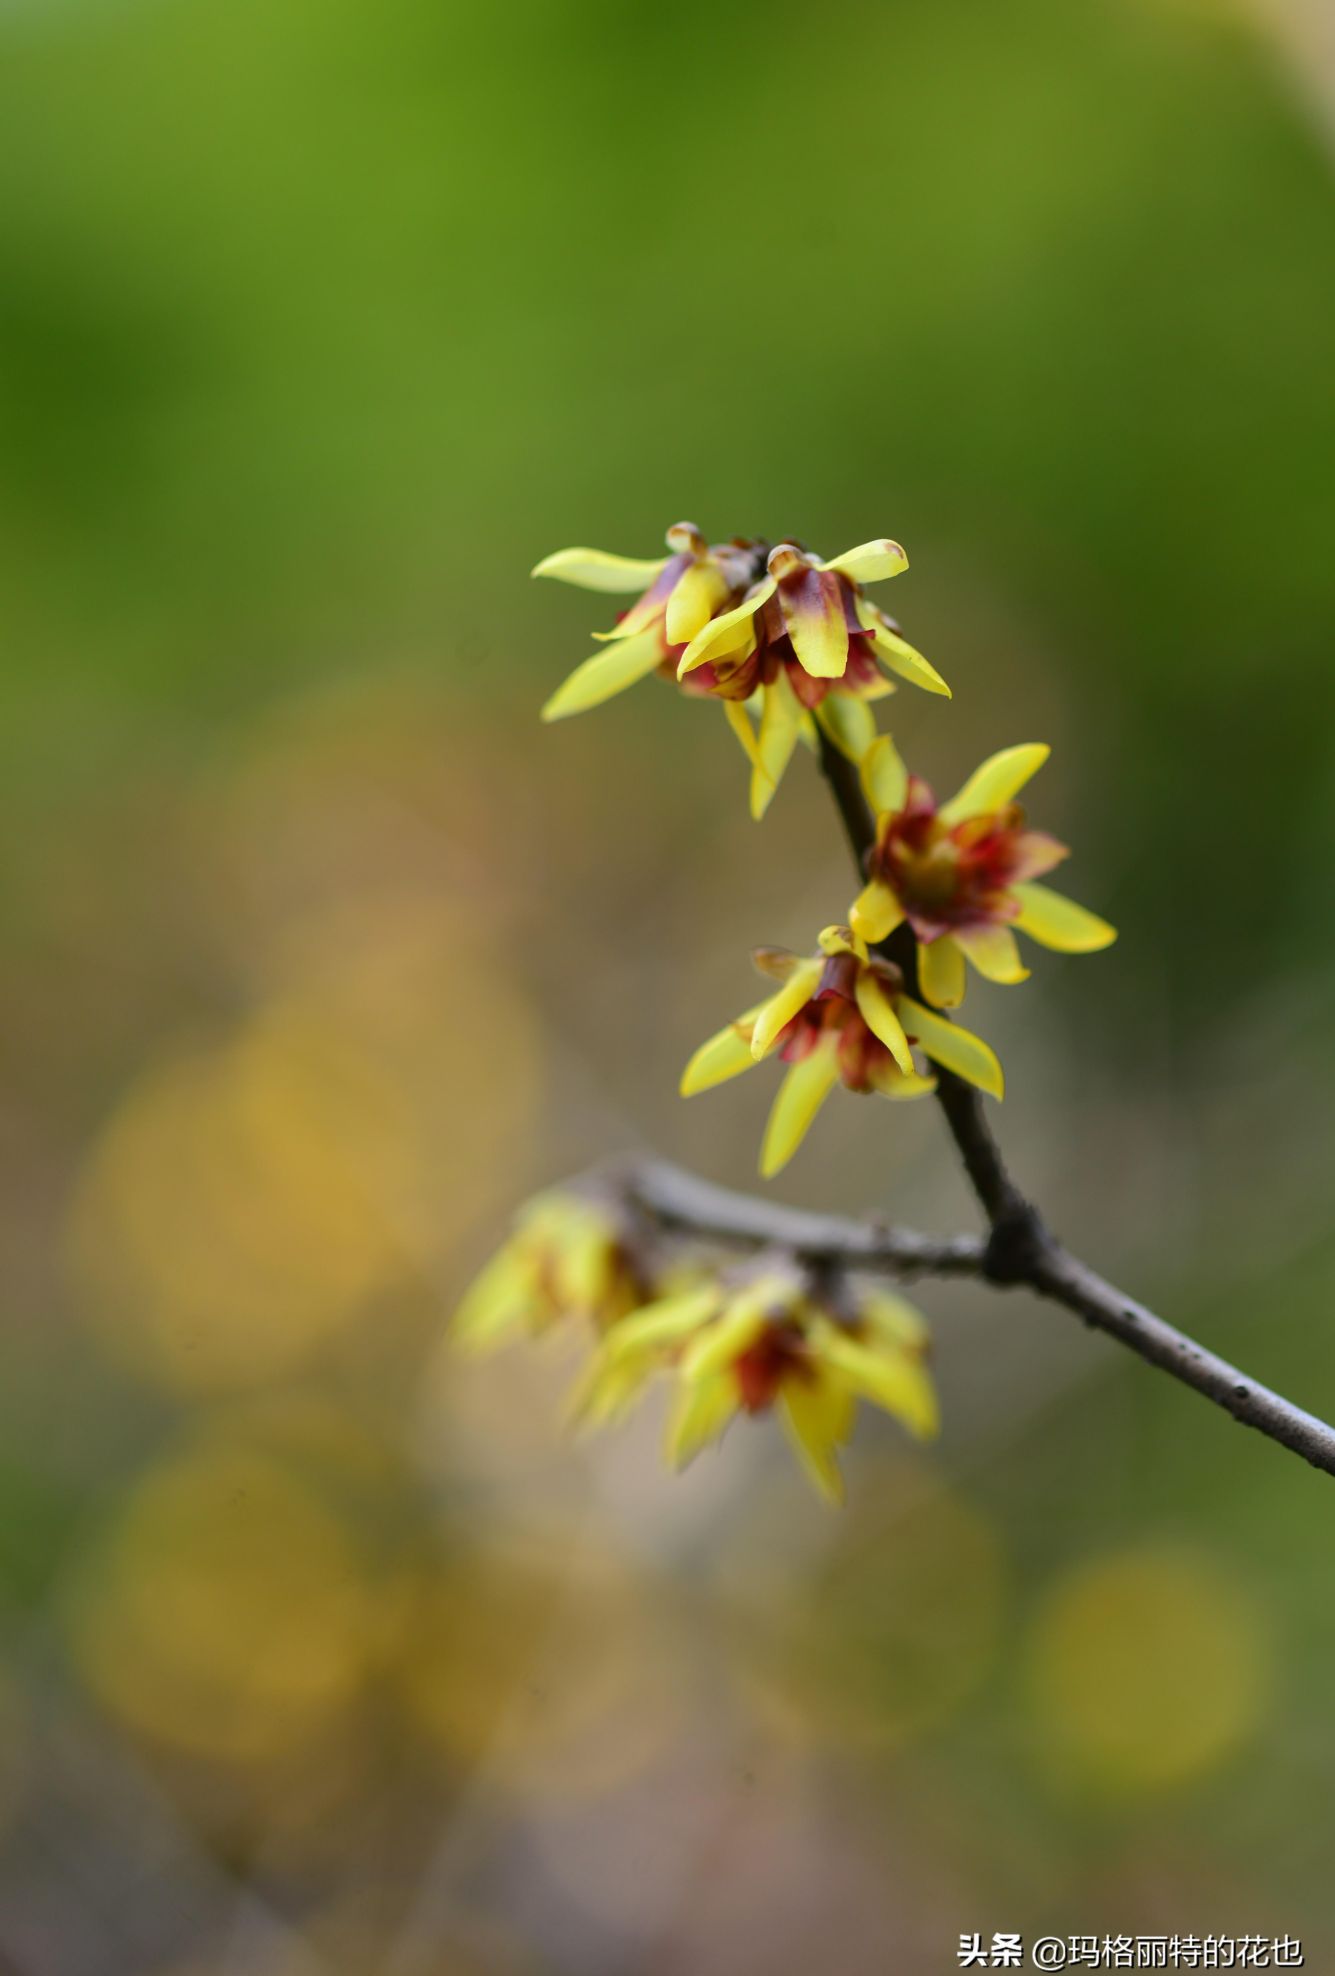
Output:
[66,1018,407,1389]
[1025,1543,1272,1795]
[730,1458,1010,1751]
[67,1439,376,1764]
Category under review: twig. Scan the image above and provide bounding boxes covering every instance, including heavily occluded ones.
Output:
[1027,1243,1335,1475]
[608,1154,985,1276]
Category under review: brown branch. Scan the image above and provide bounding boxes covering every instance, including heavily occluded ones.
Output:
[608,1154,985,1276]
[812,728,1335,1477]
[1026,1244,1335,1475]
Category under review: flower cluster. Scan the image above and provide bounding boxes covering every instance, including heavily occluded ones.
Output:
[449,520,1120,1502]
[535,523,948,818]
[452,1188,938,1501]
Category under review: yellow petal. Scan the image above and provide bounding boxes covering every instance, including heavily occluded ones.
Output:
[722,697,762,773]
[853,969,915,1074]
[567,1353,646,1433]
[750,670,802,821]
[777,566,849,679]
[860,733,908,815]
[779,1373,854,1504]
[664,558,730,645]
[858,1290,930,1351]
[677,580,772,677]
[602,1287,721,1366]
[760,1043,840,1177]
[531,547,669,592]
[863,617,951,697]
[813,692,877,764]
[553,1216,615,1311]
[540,627,665,721]
[939,743,1050,826]
[679,1294,775,1383]
[1012,882,1118,953]
[898,996,1004,1099]
[665,1370,739,1468]
[953,923,1031,983]
[918,934,967,1009]
[451,1247,532,1352]
[816,1330,939,1439]
[749,958,823,1059]
[817,923,860,958]
[868,1061,937,1101]
[820,538,909,585]
[849,877,905,945]
[681,1015,766,1095]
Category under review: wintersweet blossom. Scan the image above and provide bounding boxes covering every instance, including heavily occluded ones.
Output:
[681,924,1003,1177]
[573,1262,938,1503]
[850,737,1117,1007]
[452,1191,648,1352]
[678,536,949,819]
[533,525,949,818]
[533,523,756,720]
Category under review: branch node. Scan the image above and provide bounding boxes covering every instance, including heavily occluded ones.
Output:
[980,1202,1050,1286]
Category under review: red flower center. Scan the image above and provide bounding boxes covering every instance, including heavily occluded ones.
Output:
[732,1323,812,1412]
[677,580,881,708]
[774,953,906,1093]
[870,777,1038,941]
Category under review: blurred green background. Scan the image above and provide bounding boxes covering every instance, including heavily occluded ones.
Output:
[3,0,1335,1969]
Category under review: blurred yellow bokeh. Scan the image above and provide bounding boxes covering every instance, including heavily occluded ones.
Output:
[67,1022,412,1388]
[397,1541,688,1803]
[67,1436,379,1764]
[729,1457,1010,1752]
[1025,1543,1272,1795]
[66,899,538,1391]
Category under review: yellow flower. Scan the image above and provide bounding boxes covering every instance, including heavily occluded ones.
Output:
[452,1191,647,1353]
[534,526,949,819]
[681,924,1003,1178]
[850,738,1118,1008]
[533,522,757,721]
[573,1263,938,1504]
[677,536,929,683]
[677,536,949,820]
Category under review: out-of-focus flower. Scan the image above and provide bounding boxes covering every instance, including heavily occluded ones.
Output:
[851,738,1117,1007]
[574,1261,938,1503]
[682,924,1003,1177]
[534,525,949,818]
[453,1191,650,1352]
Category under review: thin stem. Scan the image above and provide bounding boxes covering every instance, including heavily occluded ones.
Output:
[609,1155,985,1276]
